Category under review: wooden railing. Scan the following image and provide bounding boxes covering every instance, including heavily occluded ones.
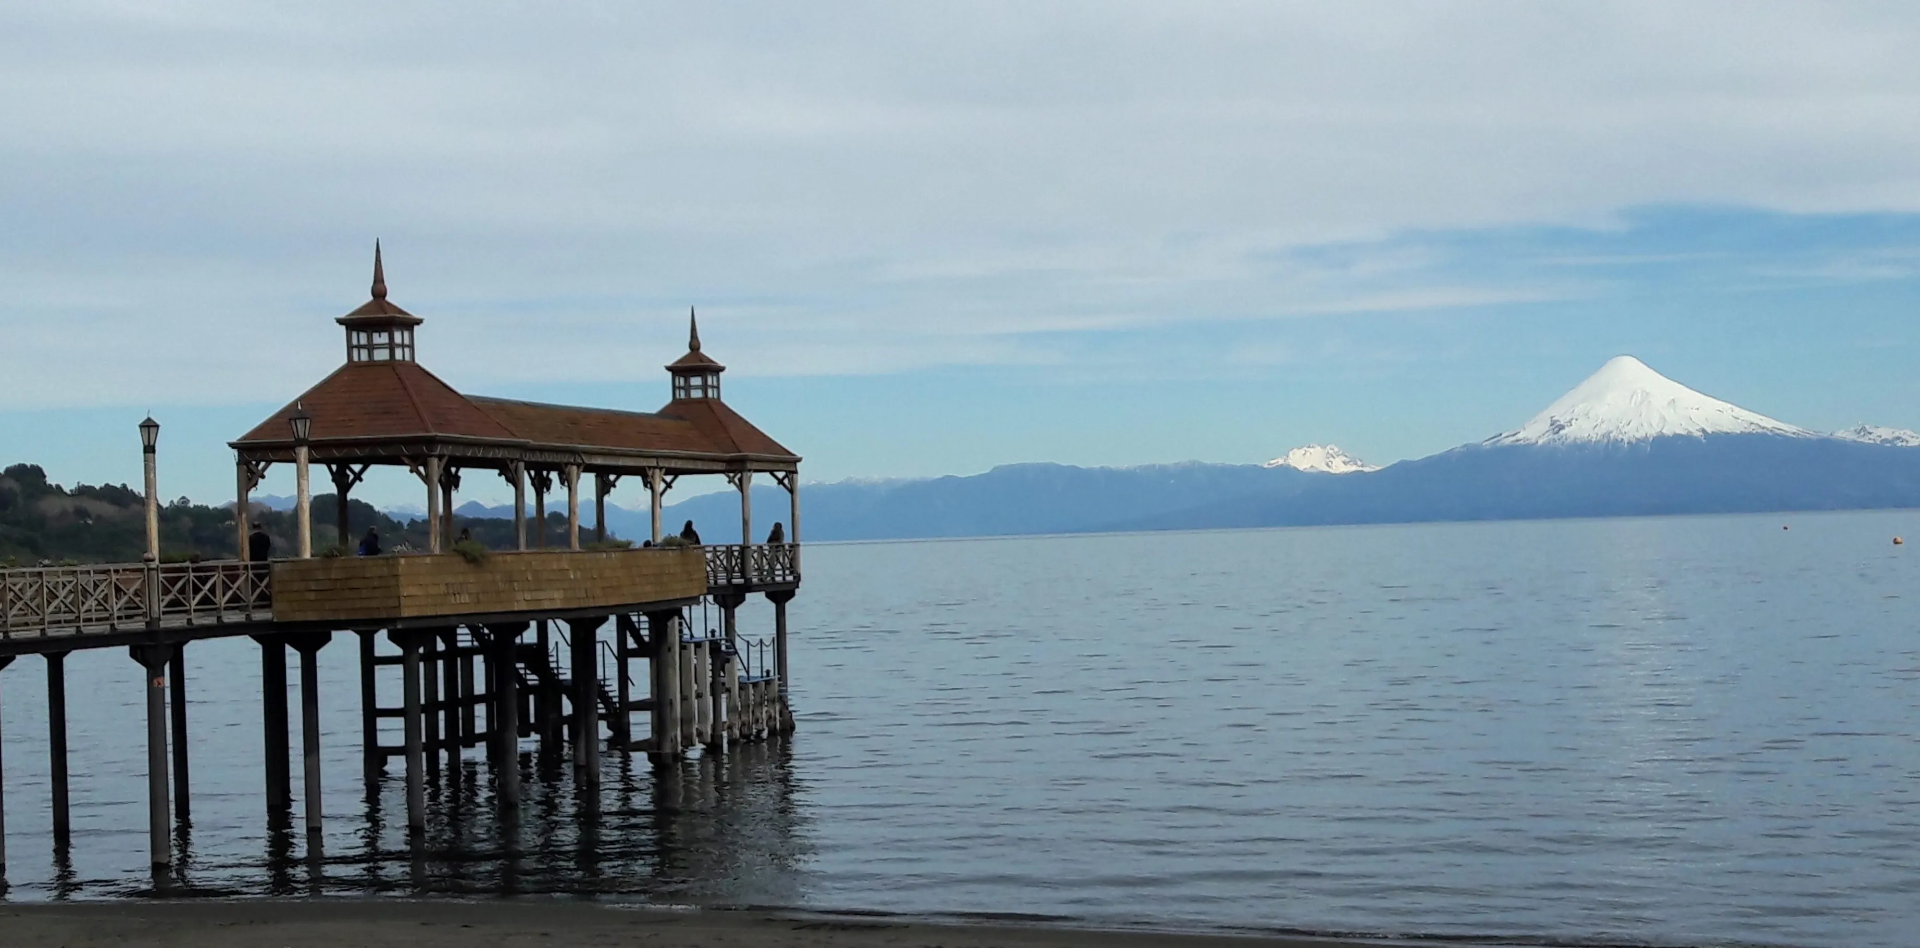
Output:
[1,560,270,640]
[701,543,799,589]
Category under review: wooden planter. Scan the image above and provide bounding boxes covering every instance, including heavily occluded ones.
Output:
[269,548,706,624]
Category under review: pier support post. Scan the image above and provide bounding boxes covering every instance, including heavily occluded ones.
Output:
[0,655,12,878]
[254,635,292,814]
[291,632,331,839]
[357,630,380,790]
[568,617,602,781]
[130,645,173,868]
[441,628,462,767]
[396,630,427,836]
[169,647,190,821]
[45,652,70,847]
[647,610,680,762]
[769,591,795,733]
[487,623,526,812]
[423,631,441,782]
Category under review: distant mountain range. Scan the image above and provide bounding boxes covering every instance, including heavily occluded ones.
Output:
[388,356,1920,542]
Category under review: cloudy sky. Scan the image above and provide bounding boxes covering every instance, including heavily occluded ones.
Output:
[3,2,1919,506]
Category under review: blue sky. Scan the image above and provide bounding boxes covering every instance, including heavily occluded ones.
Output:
[3,3,1918,507]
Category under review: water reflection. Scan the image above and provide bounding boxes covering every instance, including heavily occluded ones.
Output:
[203,739,812,903]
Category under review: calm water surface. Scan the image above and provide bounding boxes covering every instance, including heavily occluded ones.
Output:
[1,511,1917,948]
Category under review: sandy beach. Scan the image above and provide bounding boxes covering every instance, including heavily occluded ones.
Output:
[0,900,1432,948]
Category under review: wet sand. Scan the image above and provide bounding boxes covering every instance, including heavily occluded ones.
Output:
[0,900,1432,948]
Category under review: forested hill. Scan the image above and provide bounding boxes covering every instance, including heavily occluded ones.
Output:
[0,462,568,565]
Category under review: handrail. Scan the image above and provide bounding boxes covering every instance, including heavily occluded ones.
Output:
[699,543,799,590]
[2,559,270,640]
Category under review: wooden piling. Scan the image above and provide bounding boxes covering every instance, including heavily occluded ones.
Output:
[168,647,190,821]
[770,591,795,733]
[422,632,440,781]
[679,624,697,750]
[293,633,330,838]
[399,632,426,836]
[458,632,477,746]
[568,617,601,781]
[0,654,12,878]
[648,610,680,761]
[257,636,291,813]
[488,623,525,811]
[130,645,173,868]
[45,652,70,846]
[357,631,380,789]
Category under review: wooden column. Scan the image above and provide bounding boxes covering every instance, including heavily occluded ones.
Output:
[788,474,801,573]
[45,652,70,846]
[328,463,367,554]
[130,646,172,868]
[143,440,160,561]
[647,610,680,761]
[235,459,253,564]
[0,655,11,877]
[614,616,634,751]
[441,628,462,769]
[398,632,426,836]
[422,456,443,554]
[293,633,330,838]
[736,471,753,547]
[648,469,664,544]
[422,632,441,781]
[257,636,291,813]
[771,592,795,733]
[294,442,312,559]
[568,617,601,781]
[358,631,381,790]
[594,473,609,545]
[565,464,582,551]
[510,462,527,551]
[169,647,191,820]
[488,623,525,811]
[679,624,697,749]
[530,470,550,550]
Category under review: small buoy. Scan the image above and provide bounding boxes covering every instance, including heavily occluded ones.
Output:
[1896,537,1905,545]
[1782,525,1789,530]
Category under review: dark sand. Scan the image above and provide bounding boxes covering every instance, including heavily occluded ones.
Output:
[0,900,1441,948]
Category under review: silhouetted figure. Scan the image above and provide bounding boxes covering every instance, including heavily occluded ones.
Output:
[766,522,785,544]
[248,524,272,562]
[358,527,382,557]
[641,539,654,548]
[456,527,472,544]
[680,520,701,544]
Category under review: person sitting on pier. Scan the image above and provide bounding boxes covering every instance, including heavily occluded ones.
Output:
[766,521,785,544]
[357,526,382,557]
[248,523,272,563]
[680,520,701,544]
[456,527,472,545]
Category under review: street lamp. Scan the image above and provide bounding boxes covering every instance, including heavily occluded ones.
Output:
[290,403,313,559]
[140,416,160,562]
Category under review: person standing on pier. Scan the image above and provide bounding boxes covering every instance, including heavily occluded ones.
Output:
[248,522,273,562]
[680,520,701,544]
[357,527,382,556]
[766,522,785,545]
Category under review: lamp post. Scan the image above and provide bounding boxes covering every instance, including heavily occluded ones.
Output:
[139,416,160,562]
[290,404,313,559]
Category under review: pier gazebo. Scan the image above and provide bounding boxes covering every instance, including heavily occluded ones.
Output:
[0,246,804,878]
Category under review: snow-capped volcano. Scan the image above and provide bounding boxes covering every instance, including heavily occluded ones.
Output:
[1833,424,1920,447]
[1486,356,1814,446]
[1265,444,1379,474]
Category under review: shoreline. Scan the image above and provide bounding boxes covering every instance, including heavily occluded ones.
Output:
[0,899,1500,948]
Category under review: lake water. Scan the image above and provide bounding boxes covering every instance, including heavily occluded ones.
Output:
[1,511,1917,948]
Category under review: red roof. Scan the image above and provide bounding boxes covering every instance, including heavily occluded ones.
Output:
[236,362,519,444]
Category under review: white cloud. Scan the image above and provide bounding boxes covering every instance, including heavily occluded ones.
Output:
[4,1,1920,406]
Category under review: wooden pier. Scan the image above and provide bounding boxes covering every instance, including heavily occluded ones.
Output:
[0,246,803,881]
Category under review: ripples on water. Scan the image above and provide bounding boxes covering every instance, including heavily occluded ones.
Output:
[1,512,1917,947]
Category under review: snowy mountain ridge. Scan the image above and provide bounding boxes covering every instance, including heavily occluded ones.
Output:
[1264,444,1379,474]
[1833,424,1920,447]
[1485,355,1814,446]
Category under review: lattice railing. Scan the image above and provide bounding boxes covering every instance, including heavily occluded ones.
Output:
[0,559,271,639]
[701,543,799,590]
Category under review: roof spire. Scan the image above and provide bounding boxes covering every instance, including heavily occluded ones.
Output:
[688,306,701,351]
[371,240,387,300]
